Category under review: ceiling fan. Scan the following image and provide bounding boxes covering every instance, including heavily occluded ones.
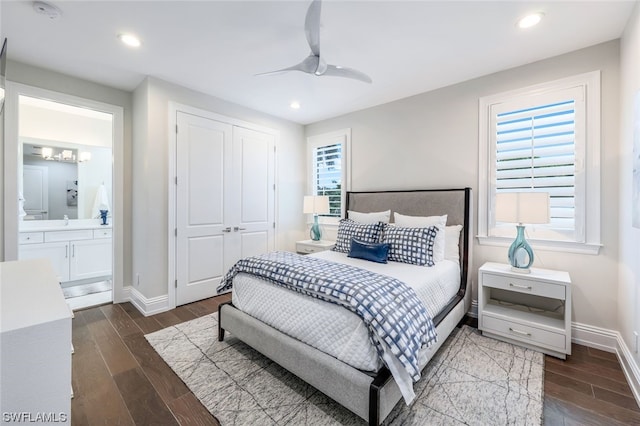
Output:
[257,0,372,83]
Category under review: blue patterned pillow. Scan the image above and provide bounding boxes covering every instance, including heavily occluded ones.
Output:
[348,238,390,263]
[382,225,439,266]
[333,219,384,253]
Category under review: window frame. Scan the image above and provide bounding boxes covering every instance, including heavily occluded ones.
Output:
[477,71,601,255]
[307,128,352,226]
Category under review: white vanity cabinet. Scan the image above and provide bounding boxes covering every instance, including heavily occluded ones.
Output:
[19,226,112,283]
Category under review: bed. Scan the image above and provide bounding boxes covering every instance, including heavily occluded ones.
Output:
[217,188,472,425]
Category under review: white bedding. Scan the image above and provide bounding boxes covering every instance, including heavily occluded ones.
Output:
[232,250,460,372]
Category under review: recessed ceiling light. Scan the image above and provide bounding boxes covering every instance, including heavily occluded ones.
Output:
[290,101,301,109]
[518,12,544,29]
[32,1,62,20]
[118,33,141,48]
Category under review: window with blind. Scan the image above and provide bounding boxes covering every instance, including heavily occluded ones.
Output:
[478,71,601,253]
[307,129,351,222]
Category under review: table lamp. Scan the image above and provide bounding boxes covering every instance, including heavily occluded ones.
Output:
[303,195,330,241]
[495,192,550,273]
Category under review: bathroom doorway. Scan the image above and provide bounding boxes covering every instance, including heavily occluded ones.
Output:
[4,82,124,311]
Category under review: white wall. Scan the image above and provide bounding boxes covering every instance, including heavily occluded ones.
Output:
[19,104,112,147]
[619,3,640,371]
[306,40,621,331]
[132,77,306,299]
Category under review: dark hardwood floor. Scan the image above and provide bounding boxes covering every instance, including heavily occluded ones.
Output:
[71,295,639,425]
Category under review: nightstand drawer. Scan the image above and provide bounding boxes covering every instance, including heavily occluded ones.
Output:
[298,244,328,254]
[482,315,566,351]
[482,272,565,300]
[296,240,335,254]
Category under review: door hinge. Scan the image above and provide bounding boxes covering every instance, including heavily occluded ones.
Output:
[175,279,178,288]
[176,124,178,133]
[273,183,276,190]
[273,222,276,228]
[175,228,177,237]
[175,176,178,185]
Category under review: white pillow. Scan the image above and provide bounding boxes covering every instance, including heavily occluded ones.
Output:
[347,209,391,224]
[394,213,447,263]
[444,225,463,262]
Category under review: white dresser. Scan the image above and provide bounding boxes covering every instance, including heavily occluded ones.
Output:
[478,262,572,359]
[0,259,72,424]
[19,223,112,284]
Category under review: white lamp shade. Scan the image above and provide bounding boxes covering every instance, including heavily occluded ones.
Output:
[495,192,550,224]
[303,195,330,214]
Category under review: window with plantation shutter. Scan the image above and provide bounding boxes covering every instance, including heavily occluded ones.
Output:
[495,98,578,233]
[478,72,601,254]
[313,143,342,217]
[307,129,351,224]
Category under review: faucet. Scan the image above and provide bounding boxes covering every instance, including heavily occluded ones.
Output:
[64,215,69,225]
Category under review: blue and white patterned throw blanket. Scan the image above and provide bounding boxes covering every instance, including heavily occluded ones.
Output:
[218,251,437,395]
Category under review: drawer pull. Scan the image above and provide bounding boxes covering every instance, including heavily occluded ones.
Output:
[509,327,531,337]
[509,282,532,290]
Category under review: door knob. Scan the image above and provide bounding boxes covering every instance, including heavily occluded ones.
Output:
[222,227,232,233]
[234,226,247,232]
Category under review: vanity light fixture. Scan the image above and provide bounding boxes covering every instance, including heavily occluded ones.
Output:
[41,147,53,160]
[118,33,141,48]
[40,146,85,163]
[518,12,544,29]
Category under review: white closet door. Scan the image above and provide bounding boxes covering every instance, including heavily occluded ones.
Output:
[227,127,276,260]
[176,112,233,306]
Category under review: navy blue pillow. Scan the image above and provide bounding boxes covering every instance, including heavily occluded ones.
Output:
[348,238,390,264]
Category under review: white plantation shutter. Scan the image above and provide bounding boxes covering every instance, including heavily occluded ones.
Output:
[494,99,578,232]
[477,71,602,251]
[313,143,342,217]
[307,129,351,223]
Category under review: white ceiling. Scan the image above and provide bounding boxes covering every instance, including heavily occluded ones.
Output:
[1,1,635,125]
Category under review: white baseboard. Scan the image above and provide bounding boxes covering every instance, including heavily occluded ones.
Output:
[571,322,618,352]
[616,333,640,406]
[128,287,170,317]
[468,300,478,318]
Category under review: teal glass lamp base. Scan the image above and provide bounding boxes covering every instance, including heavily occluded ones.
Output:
[310,214,321,241]
[508,225,534,273]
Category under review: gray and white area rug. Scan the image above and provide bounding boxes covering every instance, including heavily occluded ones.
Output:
[145,314,544,425]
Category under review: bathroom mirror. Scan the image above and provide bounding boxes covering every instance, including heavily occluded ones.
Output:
[18,95,113,222]
[21,139,112,220]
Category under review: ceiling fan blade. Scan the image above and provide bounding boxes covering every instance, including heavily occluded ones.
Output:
[255,55,319,76]
[305,0,322,57]
[324,65,373,84]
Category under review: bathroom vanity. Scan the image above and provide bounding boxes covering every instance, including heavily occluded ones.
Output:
[19,220,112,284]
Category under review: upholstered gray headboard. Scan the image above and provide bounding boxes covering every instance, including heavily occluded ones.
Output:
[345,188,472,323]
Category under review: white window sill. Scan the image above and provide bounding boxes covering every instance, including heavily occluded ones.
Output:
[476,235,602,255]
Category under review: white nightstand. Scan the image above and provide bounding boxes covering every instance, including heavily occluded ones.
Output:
[296,239,335,254]
[478,262,572,359]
